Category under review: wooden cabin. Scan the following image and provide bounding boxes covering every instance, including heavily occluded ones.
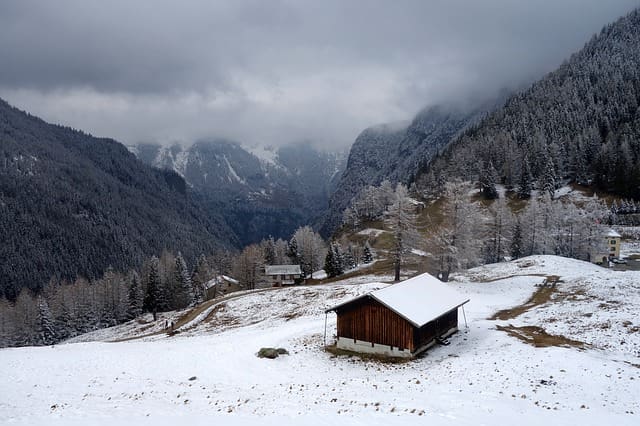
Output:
[265,265,303,286]
[325,273,469,358]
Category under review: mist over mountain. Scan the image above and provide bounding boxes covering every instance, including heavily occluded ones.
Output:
[320,96,507,237]
[418,9,640,199]
[130,140,347,245]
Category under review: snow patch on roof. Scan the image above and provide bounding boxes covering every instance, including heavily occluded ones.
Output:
[607,229,622,238]
[328,272,469,327]
[265,265,302,276]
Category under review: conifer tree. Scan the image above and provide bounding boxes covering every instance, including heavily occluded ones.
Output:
[126,271,143,320]
[362,242,374,264]
[35,296,56,345]
[539,153,558,198]
[175,252,194,308]
[518,159,534,199]
[264,237,276,266]
[191,255,210,303]
[144,256,162,320]
[511,218,523,260]
[480,160,499,199]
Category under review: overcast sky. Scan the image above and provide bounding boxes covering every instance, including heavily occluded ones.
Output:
[0,0,638,149]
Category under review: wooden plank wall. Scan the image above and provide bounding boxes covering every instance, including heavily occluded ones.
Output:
[413,309,458,349]
[336,298,414,351]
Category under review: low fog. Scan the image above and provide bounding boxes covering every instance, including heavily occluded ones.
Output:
[0,0,637,149]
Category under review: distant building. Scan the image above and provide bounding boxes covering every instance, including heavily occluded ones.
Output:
[606,229,622,258]
[591,229,622,265]
[265,265,303,286]
[325,273,470,358]
[204,275,241,300]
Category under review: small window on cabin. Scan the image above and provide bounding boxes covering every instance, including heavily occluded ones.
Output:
[610,247,616,251]
[610,240,617,245]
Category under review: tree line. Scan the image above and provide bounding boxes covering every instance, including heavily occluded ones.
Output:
[343,180,611,282]
[0,225,374,348]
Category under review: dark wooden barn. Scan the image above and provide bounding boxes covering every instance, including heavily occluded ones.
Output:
[325,273,469,358]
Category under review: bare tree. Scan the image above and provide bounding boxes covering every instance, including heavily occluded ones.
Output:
[385,183,420,281]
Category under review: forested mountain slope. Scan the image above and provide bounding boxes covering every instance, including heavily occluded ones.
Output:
[321,99,502,237]
[419,8,640,198]
[0,99,235,299]
[131,141,346,245]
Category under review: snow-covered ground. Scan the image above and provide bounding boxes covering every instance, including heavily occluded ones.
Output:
[356,228,387,237]
[2,258,639,425]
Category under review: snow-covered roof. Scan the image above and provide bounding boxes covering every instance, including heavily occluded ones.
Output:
[607,229,621,238]
[204,275,240,289]
[326,273,470,328]
[265,265,302,276]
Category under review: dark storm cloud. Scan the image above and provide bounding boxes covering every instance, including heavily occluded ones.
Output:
[0,0,638,148]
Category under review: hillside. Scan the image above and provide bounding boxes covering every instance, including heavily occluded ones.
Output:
[419,8,640,198]
[1,256,638,425]
[0,98,235,299]
[131,141,346,245]
[321,97,506,237]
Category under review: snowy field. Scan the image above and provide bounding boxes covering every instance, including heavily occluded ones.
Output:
[1,258,639,425]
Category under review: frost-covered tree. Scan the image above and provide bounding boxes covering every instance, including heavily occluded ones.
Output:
[510,218,523,260]
[292,226,326,278]
[324,242,344,278]
[191,255,210,304]
[429,182,482,281]
[362,241,374,264]
[385,183,420,281]
[480,160,499,200]
[143,256,162,320]
[483,197,512,264]
[126,271,143,320]
[35,296,56,346]
[517,160,534,199]
[174,252,194,308]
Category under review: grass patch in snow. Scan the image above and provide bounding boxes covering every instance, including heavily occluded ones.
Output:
[496,325,587,349]
[489,279,560,321]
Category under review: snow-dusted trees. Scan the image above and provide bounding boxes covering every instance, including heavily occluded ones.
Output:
[126,271,143,320]
[174,252,194,308]
[342,180,395,228]
[232,244,264,290]
[362,241,374,264]
[480,160,499,200]
[292,226,326,278]
[143,256,162,320]
[429,182,482,281]
[515,194,608,260]
[510,218,523,259]
[324,242,345,278]
[191,255,210,304]
[482,197,513,264]
[385,183,420,281]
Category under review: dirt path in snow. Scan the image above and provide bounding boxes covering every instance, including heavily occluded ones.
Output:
[112,288,277,343]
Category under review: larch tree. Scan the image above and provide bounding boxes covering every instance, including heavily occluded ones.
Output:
[429,182,481,281]
[385,183,420,281]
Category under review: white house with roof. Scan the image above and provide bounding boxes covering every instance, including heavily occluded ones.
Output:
[265,265,303,286]
[325,272,470,358]
[591,229,622,265]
